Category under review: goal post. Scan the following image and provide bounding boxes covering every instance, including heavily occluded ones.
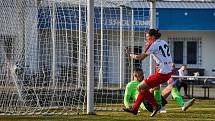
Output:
[87,0,94,114]
[149,0,157,75]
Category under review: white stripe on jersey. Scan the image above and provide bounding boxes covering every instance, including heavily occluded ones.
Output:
[145,39,173,74]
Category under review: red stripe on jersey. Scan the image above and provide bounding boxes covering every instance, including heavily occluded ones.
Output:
[155,67,160,73]
[144,37,155,53]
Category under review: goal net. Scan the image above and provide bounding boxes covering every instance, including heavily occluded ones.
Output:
[0,0,150,115]
[93,0,150,111]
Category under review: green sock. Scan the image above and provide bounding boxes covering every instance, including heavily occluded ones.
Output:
[153,88,162,106]
[171,87,184,107]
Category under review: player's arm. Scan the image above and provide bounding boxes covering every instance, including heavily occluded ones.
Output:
[124,84,132,108]
[124,47,149,61]
[130,53,148,61]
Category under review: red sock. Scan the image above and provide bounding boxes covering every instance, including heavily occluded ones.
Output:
[132,90,159,111]
[143,90,158,109]
[132,92,144,111]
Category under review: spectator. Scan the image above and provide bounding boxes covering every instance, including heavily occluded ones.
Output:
[178,64,188,98]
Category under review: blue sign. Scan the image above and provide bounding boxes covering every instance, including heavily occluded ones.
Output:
[38,7,215,31]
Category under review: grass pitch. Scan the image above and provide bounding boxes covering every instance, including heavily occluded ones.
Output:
[0,100,215,121]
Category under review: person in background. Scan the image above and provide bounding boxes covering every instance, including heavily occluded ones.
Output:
[178,64,189,98]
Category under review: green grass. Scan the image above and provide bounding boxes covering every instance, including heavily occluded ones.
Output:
[0,100,215,121]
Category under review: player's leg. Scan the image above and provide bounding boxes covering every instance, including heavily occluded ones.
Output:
[181,98,195,111]
[151,86,167,113]
[124,72,171,117]
[152,87,162,106]
[162,79,184,106]
[123,92,143,115]
[163,79,185,107]
[176,80,195,111]
[139,88,167,113]
[165,79,195,111]
[123,82,160,116]
[135,89,158,110]
[123,86,162,114]
[123,85,159,115]
[171,87,184,107]
[141,72,171,117]
[161,82,173,99]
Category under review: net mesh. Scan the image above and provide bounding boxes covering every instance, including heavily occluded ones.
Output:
[0,0,151,115]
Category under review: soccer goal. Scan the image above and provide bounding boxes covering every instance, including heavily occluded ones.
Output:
[0,0,152,115]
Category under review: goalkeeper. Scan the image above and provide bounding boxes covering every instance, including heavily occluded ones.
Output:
[124,68,167,112]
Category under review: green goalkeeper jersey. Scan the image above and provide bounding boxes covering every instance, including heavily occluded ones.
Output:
[124,80,145,110]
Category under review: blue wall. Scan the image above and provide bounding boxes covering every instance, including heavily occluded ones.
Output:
[158,9,215,31]
[38,7,215,31]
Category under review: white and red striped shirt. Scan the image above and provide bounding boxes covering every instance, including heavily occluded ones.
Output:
[145,39,173,74]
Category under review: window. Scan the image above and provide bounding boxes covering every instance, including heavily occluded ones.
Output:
[187,41,197,64]
[168,37,202,67]
[173,41,183,64]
